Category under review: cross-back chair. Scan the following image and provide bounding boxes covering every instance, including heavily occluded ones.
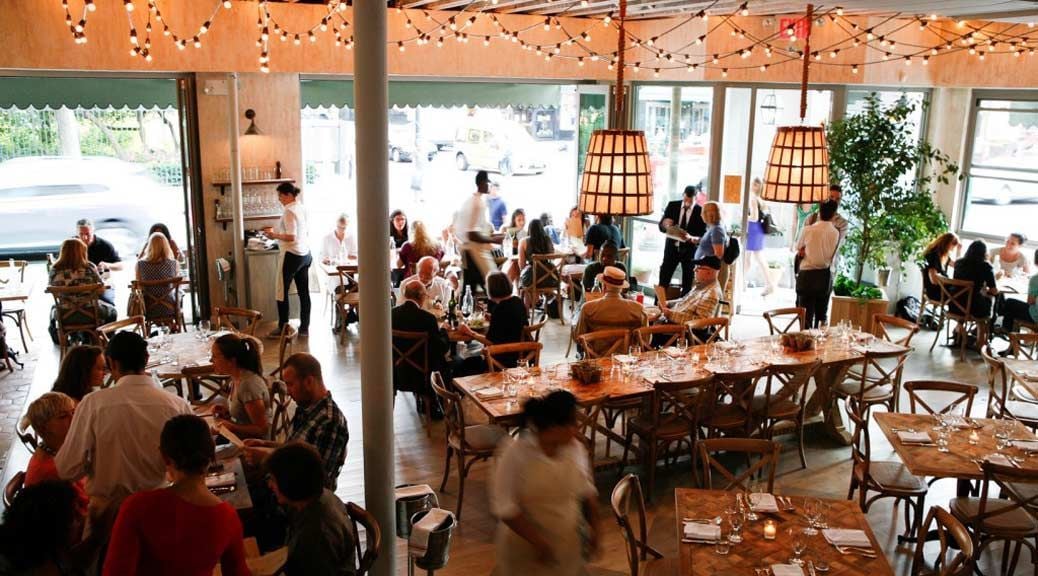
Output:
[834,347,910,415]
[269,379,293,442]
[130,277,185,334]
[685,317,729,346]
[268,324,297,380]
[611,474,671,576]
[520,320,547,343]
[334,265,360,344]
[1010,332,1038,360]
[181,364,222,403]
[763,307,805,336]
[704,366,767,439]
[345,502,382,576]
[0,259,32,352]
[874,313,920,347]
[97,316,146,347]
[904,380,977,417]
[910,506,974,576]
[696,438,780,492]
[634,324,685,350]
[752,360,821,471]
[213,306,262,336]
[935,275,985,361]
[484,342,542,373]
[575,396,606,470]
[577,328,631,359]
[525,253,565,324]
[981,346,1038,429]
[391,329,433,428]
[46,284,105,357]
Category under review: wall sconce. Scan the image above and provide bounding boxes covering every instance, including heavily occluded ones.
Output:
[244,109,261,136]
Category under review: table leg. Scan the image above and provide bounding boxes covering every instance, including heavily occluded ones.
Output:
[805,363,854,445]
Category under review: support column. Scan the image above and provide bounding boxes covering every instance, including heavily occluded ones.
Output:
[353,3,396,575]
[667,86,681,200]
[227,73,246,306]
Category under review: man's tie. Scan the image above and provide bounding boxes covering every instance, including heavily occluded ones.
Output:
[679,205,688,229]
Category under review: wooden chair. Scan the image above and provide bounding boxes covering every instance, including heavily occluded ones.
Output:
[391,329,433,427]
[935,275,986,361]
[762,307,805,336]
[334,265,360,344]
[1009,332,1038,360]
[634,324,685,350]
[130,277,185,334]
[704,367,767,439]
[621,374,713,500]
[269,379,293,442]
[484,342,542,373]
[874,313,920,347]
[345,502,382,576]
[611,474,672,576]
[752,360,821,471]
[3,471,24,508]
[846,398,927,543]
[46,284,105,357]
[0,260,31,352]
[685,317,729,346]
[904,380,977,417]
[927,274,955,353]
[833,347,910,414]
[577,328,631,359]
[97,316,146,347]
[910,506,974,576]
[520,320,546,343]
[431,372,507,520]
[15,420,36,454]
[268,324,297,380]
[180,364,220,403]
[213,306,262,336]
[981,346,1038,429]
[576,396,606,470]
[950,460,1038,576]
[524,253,566,325]
[696,438,780,492]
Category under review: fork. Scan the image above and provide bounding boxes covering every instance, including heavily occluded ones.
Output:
[834,545,877,557]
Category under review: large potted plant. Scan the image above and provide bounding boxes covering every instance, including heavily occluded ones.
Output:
[825,94,959,331]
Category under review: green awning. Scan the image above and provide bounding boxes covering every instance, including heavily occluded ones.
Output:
[301,79,562,109]
[0,77,178,110]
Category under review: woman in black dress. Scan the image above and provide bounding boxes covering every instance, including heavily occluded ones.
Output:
[952,239,999,319]
[456,272,529,374]
[921,232,960,302]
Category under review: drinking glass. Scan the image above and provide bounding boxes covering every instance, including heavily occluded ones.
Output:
[714,527,731,556]
[936,428,950,453]
[726,509,745,543]
[803,498,821,535]
[789,526,807,565]
[516,358,530,380]
[996,436,1011,453]
[200,320,211,340]
[813,533,832,572]
[994,421,1011,440]
[629,344,642,358]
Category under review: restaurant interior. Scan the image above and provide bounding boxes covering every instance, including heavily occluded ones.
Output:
[2,0,1038,575]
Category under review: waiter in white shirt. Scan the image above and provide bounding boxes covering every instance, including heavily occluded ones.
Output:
[453,170,502,292]
[263,182,312,337]
[795,200,841,328]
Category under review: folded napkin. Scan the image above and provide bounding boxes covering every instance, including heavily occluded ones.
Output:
[662,347,684,358]
[897,430,934,445]
[985,453,1017,467]
[749,493,780,513]
[205,471,236,489]
[1013,440,1038,453]
[683,522,720,542]
[613,354,637,364]
[474,387,504,399]
[823,528,872,548]
[395,484,435,501]
[771,565,805,576]
[409,508,454,555]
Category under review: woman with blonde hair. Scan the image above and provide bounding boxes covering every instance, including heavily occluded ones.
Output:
[694,201,727,263]
[398,220,444,278]
[48,238,116,323]
[135,232,181,315]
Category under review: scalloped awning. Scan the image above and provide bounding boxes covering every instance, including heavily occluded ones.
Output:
[301,79,561,109]
[0,77,178,110]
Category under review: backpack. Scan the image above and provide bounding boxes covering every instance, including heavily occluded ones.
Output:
[722,236,741,265]
[895,296,920,323]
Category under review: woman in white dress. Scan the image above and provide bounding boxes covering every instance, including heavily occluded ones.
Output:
[491,391,599,576]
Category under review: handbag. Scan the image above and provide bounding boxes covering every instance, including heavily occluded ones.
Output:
[758,210,780,235]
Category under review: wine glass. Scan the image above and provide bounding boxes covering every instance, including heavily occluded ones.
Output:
[726,508,745,544]
[803,498,821,535]
[199,320,211,340]
[789,526,807,565]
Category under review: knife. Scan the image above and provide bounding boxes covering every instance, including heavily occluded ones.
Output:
[807,561,817,576]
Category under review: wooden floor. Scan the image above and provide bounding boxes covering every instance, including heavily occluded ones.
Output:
[3,287,1031,575]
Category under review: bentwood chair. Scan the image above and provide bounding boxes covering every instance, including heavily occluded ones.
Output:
[484,342,542,373]
[576,396,606,470]
[269,379,293,442]
[213,306,262,336]
[268,324,297,380]
[520,320,547,343]
[910,506,974,576]
[97,316,146,347]
[936,275,986,361]
[833,347,910,415]
[525,253,566,325]
[981,346,1038,429]
[846,399,927,543]
[391,329,433,427]
[15,419,36,454]
[752,360,820,471]
[431,372,507,520]
[874,313,921,347]
[634,324,686,350]
[705,366,767,440]
[334,265,361,344]
[46,284,105,357]
[3,471,24,508]
[0,259,31,352]
[762,307,806,336]
[1009,332,1038,360]
[130,277,186,334]
[181,364,222,403]
[345,502,382,576]
[685,317,729,346]
[903,380,978,417]
[577,328,631,359]
[611,474,673,576]
[697,438,780,492]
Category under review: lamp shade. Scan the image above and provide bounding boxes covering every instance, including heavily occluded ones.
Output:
[578,129,654,216]
[761,125,830,204]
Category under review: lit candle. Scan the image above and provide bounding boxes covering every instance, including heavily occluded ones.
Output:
[764,520,777,540]
[969,430,980,445]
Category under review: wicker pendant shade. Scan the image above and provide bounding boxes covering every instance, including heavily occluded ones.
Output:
[761,125,830,203]
[578,129,653,215]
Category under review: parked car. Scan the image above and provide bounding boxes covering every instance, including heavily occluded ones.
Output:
[388,137,437,163]
[0,156,176,258]
[453,120,546,176]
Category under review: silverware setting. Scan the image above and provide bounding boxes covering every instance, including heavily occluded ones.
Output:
[890,427,916,433]
[834,544,877,558]
[778,496,796,511]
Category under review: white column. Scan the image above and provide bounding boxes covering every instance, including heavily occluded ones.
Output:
[353,2,396,575]
[227,73,247,306]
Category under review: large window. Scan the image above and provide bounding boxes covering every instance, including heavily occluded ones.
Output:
[961,97,1038,238]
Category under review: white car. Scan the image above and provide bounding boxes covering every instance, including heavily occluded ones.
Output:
[0,156,177,257]
[453,121,546,176]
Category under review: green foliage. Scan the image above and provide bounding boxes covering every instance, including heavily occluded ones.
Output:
[833,274,884,300]
[826,94,959,283]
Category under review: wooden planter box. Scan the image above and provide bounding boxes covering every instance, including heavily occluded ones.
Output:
[830,294,889,335]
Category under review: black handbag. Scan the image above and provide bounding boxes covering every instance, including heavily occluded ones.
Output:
[758,211,780,235]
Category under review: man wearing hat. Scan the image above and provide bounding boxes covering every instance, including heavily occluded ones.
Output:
[575,266,647,345]
[656,256,723,337]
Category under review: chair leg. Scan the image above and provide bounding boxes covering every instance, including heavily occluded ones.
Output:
[456,455,472,521]
[619,429,634,478]
[557,292,566,325]
[439,446,453,492]
[646,440,658,502]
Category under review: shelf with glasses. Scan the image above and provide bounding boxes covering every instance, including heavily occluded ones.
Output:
[213,199,282,230]
[211,178,294,196]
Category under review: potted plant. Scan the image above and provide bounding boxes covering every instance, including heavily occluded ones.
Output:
[825,94,959,331]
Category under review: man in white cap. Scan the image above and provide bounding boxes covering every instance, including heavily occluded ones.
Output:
[575,266,647,346]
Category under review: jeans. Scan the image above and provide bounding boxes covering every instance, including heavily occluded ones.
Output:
[278,251,312,330]
[1003,298,1036,333]
[796,268,833,329]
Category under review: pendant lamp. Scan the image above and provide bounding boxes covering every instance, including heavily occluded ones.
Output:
[578,0,653,216]
[761,4,830,204]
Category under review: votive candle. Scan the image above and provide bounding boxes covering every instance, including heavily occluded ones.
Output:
[968,430,979,445]
[763,520,777,540]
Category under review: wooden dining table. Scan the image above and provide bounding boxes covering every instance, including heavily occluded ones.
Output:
[147,330,219,379]
[0,282,31,303]
[675,488,893,575]
[1003,358,1038,399]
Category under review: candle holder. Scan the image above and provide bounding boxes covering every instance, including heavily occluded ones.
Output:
[763,520,777,540]
[968,430,980,445]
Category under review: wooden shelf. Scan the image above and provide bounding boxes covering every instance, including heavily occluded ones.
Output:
[215,214,281,223]
[212,178,294,196]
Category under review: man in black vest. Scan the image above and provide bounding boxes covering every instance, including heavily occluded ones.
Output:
[657,185,706,295]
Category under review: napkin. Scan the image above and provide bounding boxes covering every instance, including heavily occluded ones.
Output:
[662,347,684,358]
[475,387,504,399]
[771,565,805,576]
[823,528,872,548]
[205,471,236,489]
[1013,440,1038,453]
[683,522,720,542]
[409,508,454,554]
[613,354,637,364]
[985,453,1018,467]
[395,484,436,500]
[897,430,934,445]
[749,493,780,513]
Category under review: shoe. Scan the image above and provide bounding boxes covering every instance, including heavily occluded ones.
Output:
[298,327,309,336]
[265,327,285,339]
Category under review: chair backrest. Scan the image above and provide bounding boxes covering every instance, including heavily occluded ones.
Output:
[521,320,547,343]
[910,506,974,576]
[3,471,25,508]
[873,313,920,347]
[763,307,805,336]
[711,367,767,425]
[529,253,562,291]
[131,277,184,328]
[575,395,606,470]
[980,346,1010,419]
[47,284,105,332]
[391,329,430,391]
[346,502,382,576]
[97,316,146,346]
[431,371,470,448]
[936,275,975,319]
[269,324,297,379]
[685,316,729,346]
[269,379,293,442]
[974,460,1038,543]
[697,438,780,492]
[846,398,873,480]
[213,306,263,336]
[0,260,27,282]
[577,329,630,359]
[648,376,713,434]
[904,380,977,417]
[336,265,359,293]
[853,348,910,408]
[634,324,685,349]
[611,474,662,576]
[1010,332,1038,360]
[484,342,542,372]
[759,360,821,424]
[15,420,37,454]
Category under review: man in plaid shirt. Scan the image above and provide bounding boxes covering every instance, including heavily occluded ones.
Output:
[657,257,723,337]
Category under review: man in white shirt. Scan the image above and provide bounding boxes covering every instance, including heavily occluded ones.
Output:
[795,200,841,328]
[56,331,192,511]
[400,256,452,313]
[320,213,358,267]
[453,170,500,293]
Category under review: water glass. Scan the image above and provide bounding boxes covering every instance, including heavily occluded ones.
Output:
[629,344,642,357]
[714,532,731,556]
[803,498,821,535]
[813,534,832,572]
[789,526,807,565]
[994,421,1011,440]
[200,320,211,340]
[726,509,745,543]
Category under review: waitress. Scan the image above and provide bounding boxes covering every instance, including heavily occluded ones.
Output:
[262,182,312,337]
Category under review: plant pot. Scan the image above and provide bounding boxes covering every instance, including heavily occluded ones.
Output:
[829,294,889,335]
[876,268,891,288]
